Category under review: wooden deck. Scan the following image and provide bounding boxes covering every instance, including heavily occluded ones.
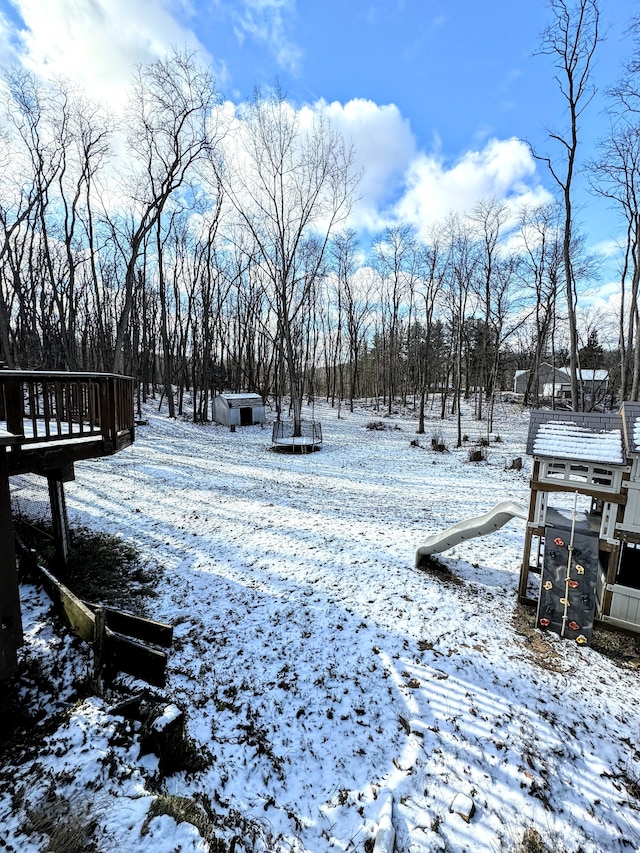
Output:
[1,370,135,681]
[0,370,135,476]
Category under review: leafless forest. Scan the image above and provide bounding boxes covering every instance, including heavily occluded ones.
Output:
[2,3,640,427]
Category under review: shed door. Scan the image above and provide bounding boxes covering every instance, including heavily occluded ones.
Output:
[240,407,253,426]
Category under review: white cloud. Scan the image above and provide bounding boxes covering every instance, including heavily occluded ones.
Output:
[592,237,625,259]
[2,3,556,258]
[316,98,418,233]
[223,0,302,74]
[6,0,221,108]
[0,6,17,67]
[395,137,552,235]
[311,101,552,238]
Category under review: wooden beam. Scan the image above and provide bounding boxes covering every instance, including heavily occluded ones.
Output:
[47,473,71,568]
[0,440,23,680]
[38,564,96,642]
[36,564,171,687]
[518,462,540,601]
[86,603,173,648]
[5,439,105,476]
[529,480,627,506]
[104,630,169,688]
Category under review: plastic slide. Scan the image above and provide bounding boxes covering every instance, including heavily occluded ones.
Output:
[415,500,527,565]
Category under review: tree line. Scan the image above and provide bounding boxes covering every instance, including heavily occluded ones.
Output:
[1,2,639,433]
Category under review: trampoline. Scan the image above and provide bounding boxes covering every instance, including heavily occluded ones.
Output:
[271,419,323,453]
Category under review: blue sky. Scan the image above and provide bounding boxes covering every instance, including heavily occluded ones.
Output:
[0,0,636,293]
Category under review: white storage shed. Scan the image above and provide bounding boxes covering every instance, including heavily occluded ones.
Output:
[212,392,266,427]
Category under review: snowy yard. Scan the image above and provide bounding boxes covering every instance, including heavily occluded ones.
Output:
[2,397,640,852]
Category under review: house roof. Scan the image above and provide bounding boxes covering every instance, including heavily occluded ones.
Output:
[579,369,609,382]
[516,363,570,379]
[527,409,626,465]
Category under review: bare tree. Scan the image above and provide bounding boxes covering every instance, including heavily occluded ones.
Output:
[483,252,524,432]
[591,124,640,400]
[330,229,370,412]
[608,15,640,115]
[591,16,640,402]
[0,69,66,367]
[413,226,445,433]
[469,198,510,421]
[111,49,220,376]
[222,88,359,434]
[535,0,601,410]
[442,214,480,446]
[372,226,418,412]
[517,202,564,406]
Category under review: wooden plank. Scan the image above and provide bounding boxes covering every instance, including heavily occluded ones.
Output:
[104,629,169,688]
[600,614,640,633]
[28,381,39,439]
[4,377,24,436]
[0,445,22,681]
[0,626,18,681]
[93,607,107,694]
[97,605,173,648]
[36,565,170,686]
[529,480,627,505]
[47,475,71,567]
[37,565,96,643]
[6,439,107,476]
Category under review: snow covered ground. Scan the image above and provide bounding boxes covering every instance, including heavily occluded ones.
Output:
[2,396,640,852]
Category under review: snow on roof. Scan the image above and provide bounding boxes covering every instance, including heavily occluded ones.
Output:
[217,392,263,407]
[579,369,608,381]
[616,402,640,455]
[628,412,640,455]
[532,420,625,464]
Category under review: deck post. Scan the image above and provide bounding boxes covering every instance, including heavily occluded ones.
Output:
[47,471,71,569]
[99,378,116,453]
[4,377,23,437]
[0,440,23,680]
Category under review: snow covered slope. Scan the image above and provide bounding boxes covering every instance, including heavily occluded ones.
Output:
[2,398,640,853]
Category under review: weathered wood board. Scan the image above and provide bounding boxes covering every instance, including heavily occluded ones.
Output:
[37,564,172,687]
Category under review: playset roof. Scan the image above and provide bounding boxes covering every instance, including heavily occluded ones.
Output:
[621,401,640,455]
[526,409,626,465]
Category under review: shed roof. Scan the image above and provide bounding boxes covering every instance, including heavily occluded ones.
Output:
[217,392,263,408]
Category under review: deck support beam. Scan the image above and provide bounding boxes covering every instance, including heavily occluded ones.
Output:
[47,467,73,569]
[0,440,23,680]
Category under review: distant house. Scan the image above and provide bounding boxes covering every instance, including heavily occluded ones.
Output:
[212,392,266,427]
[515,364,609,403]
[582,368,608,396]
[555,369,609,403]
[513,362,570,398]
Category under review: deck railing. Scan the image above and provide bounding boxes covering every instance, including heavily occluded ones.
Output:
[0,370,134,455]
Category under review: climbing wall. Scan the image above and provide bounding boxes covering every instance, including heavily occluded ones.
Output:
[537,524,600,645]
